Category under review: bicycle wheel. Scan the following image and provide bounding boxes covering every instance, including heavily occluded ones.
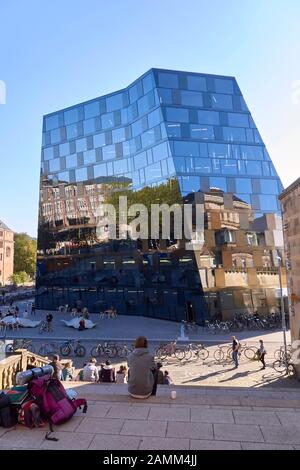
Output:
[214,349,224,362]
[38,345,49,356]
[60,344,71,356]
[273,359,286,373]
[75,345,86,357]
[244,347,256,360]
[184,349,193,361]
[197,348,209,361]
[106,347,117,358]
[155,347,167,361]
[5,343,14,354]
[287,363,296,376]
[274,349,283,360]
[27,343,36,354]
[90,346,100,358]
[174,348,186,361]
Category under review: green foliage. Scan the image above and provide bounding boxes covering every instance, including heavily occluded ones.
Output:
[9,271,30,285]
[14,233,37,277]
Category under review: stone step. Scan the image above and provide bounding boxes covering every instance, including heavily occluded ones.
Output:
[64,382,300,408]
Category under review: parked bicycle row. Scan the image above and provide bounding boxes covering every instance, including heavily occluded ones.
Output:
[203,312,285,334]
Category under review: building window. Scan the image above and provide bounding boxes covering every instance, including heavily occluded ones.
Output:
[6,247,11,257]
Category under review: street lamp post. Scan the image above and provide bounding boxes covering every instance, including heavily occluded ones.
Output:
[278,256,288,365]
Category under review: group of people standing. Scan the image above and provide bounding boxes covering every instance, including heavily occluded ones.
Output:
[231,336,266,369]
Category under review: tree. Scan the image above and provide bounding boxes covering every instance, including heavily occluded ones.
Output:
[9,271,30,285]
[14,233,37,277]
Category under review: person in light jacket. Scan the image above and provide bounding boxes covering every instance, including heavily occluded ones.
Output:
[127,336,157,399]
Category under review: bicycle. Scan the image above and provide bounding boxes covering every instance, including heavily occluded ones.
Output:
[90,341,118,359]
[60,339,86,357]
[5,339,36,354]
[116,343,133,358]
[39,320,48,334]
[273,358,296,376]
[155,341,186,361]
[38,342,60,356]
[184,343,209,361]
[274,345,292,361]
[213,342,257,362]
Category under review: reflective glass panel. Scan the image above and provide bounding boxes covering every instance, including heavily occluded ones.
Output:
[146,162,162,181]
[83,150,96,165]
[240,145,264,160]
[59,143,70,157]
[228,113,249,127]
[94,163,107,177]
[66,154,78,169]
[259,195,278,211]
[147,108,161,128]
[208,143,231,159]
[181,90,203,107]
[198,110,220,125]
[187,75,207,91]
[66,124,78,140]
[190,124,214,140]
[76,138,87,153]
[106,93,123,112]
[45,114,59,131]
[209,177,227,191]
[75,167,87,182]
[221,159,238,174]
[51,128,61,144]
[112,127,126,143]
[214,78,234,94]
[223,127,246,142]
[114,158,128,174]
[245,161,262,175]
[84,101,100,119]
[43,147,54,161]
[166,107,189,122]
[64,108,79,125]
[166,123,181,137]
[49,158,60,172]
[211,93,233,110]
[102,144,116,160]
[174,140,199,157]
[158,72,179,88]
[157,88,172,104]
[260,179,279,194]
[83,118,96,135]
[193,158,211,173]
[235,178,252,193]
[101,113,114,129]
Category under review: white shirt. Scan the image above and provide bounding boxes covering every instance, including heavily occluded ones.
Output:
[82,363,99,382]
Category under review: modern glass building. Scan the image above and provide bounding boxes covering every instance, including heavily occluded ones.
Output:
[36,68,285,323]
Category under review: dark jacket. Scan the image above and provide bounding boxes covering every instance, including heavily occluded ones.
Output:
[157,369,164,385]
[127,348,156,397]
[100,365,116,383]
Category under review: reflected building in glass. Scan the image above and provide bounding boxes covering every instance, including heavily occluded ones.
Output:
[36,68,285,323]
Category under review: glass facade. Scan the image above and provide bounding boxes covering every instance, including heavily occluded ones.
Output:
[36,68,284,322]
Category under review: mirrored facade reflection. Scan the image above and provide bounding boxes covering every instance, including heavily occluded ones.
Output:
[36,68,285,322]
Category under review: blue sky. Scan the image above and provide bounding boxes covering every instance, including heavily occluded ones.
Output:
[0,0,300,237]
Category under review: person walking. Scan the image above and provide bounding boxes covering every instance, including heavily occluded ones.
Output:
[258,339,266,370]
[231,336,239,369]
[46,312,53,332]
[49,354,63,380]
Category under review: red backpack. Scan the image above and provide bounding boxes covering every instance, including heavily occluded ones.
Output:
[28,375,87,428]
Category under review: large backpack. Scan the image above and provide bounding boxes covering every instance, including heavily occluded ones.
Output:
[0,392,18,428]
[28,375,87,426]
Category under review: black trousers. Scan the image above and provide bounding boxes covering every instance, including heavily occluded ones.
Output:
[151,369,159,396]
[259,352,266,367]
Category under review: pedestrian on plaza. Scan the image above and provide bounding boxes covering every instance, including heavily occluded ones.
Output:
[231,336,239,369]
[62,361,74,381]
[100,360,116,383]
[127,336,157,399]
[46,312,53,332]
[49,354,63,380]
[257,339,267,370]
[31,304,35,316]
[156,362,164,385]
[82,358,99,382]
[163,370,173,386]
[116,365,127,383]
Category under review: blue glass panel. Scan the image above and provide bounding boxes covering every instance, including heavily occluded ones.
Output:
[93,133,106,148]
[58,171,70,183]
[84,101,100,119]
[262,162,270,176]
[122,141,131,157]
[146,162,162,181]
[240,145,264,160]
[51,128,61,144]
[221,159,238,174]
[64,108,80,125]
[127,102,138,121]
[181,90,203,107]
[253,130,263,143]
[182,176,200,192]
[245,161,262,175]
[240,96,249,111]
[141,129,155,148]
[187,75,207,91]
[59,143,69,157]
[112,127,126,143]
[106,93,123,112]
[45,114,59,131]
[238,160,246,174]
[235,178,252,193]
[157,88,173,104]
[174,140,199,157]
[147,108,161,128]
[131,119,143,137]
[75,138,87,153]
[246,129,254,142]
[193,157,211,173]
[49,158,60,172]
[190,124,214,140]
[211,94,233,110]
[75,167,87,182]
[208,143,231,158]
[152,142,168,162]
[166,123,181,137]
[198,110,220,125]
[83,150,96,165]
[223,127,246,142]
[94,163,107,177]
[214,78,234,94]
[137,91,155,115]
[134,151,147,170]
[83,118,96,135]
[209,177,227,191]
[236,194,251,204]
[173,157,186,172]
[102,144,116,160]
[66,154,77,169]
[101,113,114,129]
[167,157,176,174]
[260,179,279,194]
[43,147,54,161]
[227,113,249,127]
[212,159,220,173]
[158,72,179,88]
[142,73,154,94]
[166,107,189,122]
[259,195,278,211]
[114,158,128,174]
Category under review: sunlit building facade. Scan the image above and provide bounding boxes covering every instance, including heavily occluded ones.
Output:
[36,68,285,322]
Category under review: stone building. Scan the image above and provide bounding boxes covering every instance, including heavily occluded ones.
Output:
[279,178,300,378]
[0,220,14,286]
